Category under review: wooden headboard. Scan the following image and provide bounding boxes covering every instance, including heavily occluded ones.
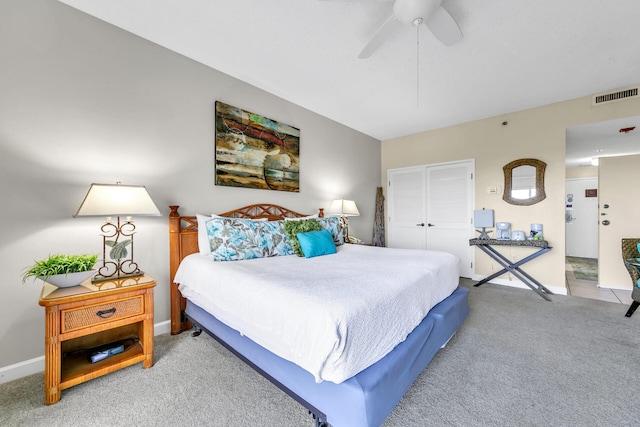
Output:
[168,204,323,334]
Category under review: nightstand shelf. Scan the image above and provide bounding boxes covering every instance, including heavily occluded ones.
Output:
[39,274,156,405]
[60,340,144,389]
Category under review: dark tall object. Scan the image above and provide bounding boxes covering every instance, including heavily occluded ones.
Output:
[372,187,385,247]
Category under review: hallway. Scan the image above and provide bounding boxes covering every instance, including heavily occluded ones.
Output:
[565,257,632,304]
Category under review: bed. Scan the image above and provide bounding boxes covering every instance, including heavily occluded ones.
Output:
[169,204,469,427]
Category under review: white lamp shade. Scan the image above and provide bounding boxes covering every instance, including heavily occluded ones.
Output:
[73,183,161,217]
[328,199,360,217]
[473,209,494,228]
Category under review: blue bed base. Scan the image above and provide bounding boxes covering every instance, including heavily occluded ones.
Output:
[185,286,469,427]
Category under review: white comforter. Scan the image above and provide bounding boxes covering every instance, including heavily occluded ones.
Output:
[174,244,460,384]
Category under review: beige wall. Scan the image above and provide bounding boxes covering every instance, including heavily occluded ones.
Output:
[598,154,640,289]
[566,166,598,179]
[382,96,640,291]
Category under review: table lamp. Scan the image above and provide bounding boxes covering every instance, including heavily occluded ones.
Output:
[473,209,494,239]
[328,199,360,242]
[73,183,161,282]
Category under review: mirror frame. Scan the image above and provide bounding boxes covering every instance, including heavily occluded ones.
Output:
[502,158,547,206]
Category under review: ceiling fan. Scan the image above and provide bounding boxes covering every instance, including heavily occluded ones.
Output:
[325,0,463,58]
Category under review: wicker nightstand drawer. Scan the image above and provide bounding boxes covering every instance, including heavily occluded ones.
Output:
[61,296,144,332]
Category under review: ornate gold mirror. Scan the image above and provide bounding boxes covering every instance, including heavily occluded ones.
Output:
[502,158,546,206]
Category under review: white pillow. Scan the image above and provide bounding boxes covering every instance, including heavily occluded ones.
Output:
[196,213,267,255]
[196,214,216,255]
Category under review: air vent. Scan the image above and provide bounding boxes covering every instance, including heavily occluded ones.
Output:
[592,86,639,106]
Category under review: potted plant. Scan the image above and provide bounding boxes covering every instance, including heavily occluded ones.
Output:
[22,254,99,288]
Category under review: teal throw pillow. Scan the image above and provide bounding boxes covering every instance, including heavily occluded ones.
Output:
[283,219,322,257]
[297,230,337,258]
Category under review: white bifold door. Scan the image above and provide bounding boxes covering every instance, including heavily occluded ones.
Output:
[387,160,474,278]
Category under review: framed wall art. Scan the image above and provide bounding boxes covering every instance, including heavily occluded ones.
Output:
[215,101,300,192]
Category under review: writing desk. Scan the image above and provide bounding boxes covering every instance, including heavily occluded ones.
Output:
[470,238,554,301]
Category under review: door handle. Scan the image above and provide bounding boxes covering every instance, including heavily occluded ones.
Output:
[602,220,610,226]
[416,223,425,227]
[427,223,435,227]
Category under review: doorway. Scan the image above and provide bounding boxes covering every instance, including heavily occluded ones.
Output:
[565,176,603,297]
[565,116,640,304]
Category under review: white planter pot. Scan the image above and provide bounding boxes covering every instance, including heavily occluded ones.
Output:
[40,270,97,288]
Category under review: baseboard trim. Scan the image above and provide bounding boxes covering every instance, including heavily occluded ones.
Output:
[0,355,44,385]
[0,320,171,385]
[471,275,567,296]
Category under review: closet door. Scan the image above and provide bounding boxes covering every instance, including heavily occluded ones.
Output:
[387,167,426,249]
[425,162,474,278]
[388,161,474,278]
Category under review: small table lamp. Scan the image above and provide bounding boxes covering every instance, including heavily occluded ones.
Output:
[473,209,495,239]
[328,199,360,242]
[73,183,161,282]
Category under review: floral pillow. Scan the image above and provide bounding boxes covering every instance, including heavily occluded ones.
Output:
[316,216,345,246]
[206,218,293,261]
[197,214,267,255]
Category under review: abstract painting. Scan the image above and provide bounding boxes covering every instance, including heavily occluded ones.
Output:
[215,101,300,192]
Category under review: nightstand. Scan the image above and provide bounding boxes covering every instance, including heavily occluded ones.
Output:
[38,273,156,405]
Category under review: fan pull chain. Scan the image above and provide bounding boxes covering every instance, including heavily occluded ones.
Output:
[416,22,420,109]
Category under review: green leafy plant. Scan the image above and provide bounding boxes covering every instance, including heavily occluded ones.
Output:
[22,254,99,284]
[283,219,322,257]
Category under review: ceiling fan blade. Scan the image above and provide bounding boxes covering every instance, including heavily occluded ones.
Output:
[358,14,400,59]
[425,5,462,46]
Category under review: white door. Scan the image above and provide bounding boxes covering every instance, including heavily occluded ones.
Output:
[425,163,474,277]
[387,167,426,249]
[565,178,598,258]
[388,161,474,278]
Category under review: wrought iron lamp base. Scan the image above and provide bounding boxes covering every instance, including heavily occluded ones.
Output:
[91,270,144,283]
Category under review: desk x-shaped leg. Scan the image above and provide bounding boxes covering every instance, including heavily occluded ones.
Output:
[474,244,554,301]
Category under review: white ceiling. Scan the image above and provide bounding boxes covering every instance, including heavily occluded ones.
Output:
[566,115,640,168]
[58,0,640,154]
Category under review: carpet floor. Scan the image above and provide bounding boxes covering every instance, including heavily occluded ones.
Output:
[1,279,638,427]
